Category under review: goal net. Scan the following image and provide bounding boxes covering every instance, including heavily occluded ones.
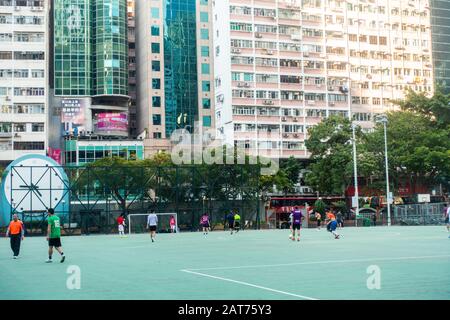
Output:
[127,213,178,235]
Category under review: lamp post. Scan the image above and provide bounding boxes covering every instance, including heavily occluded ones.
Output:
[351,123,359,226]
[376,114,391,226]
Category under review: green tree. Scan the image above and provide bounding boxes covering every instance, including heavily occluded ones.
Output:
[304,116,364,195]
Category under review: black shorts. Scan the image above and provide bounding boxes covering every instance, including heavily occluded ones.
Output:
[228,221,234,228]
[317,220,321,226]
[292,223,301,230]
[149,225,157,232]
[445,217,449,224]
[48,237,62,248]
[202,223,210,228]
[234,221,240,228]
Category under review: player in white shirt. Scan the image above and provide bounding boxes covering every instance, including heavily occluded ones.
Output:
[147,210,158,242]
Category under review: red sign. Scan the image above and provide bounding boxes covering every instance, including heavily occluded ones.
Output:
[48,147,62,164]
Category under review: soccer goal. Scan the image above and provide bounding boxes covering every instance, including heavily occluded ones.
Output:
[127,213,178,235]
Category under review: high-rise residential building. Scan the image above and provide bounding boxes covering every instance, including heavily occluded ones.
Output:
[430,0,450,93]
[0,0,48,165]
[135,0,215,156]
[213,0,434,159]
[127,0,137,137]
[49,0,130,163]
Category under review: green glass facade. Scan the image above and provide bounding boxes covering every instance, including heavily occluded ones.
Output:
[431,0,450,93]
[94,0,128,95]
[64,140,144,166]
[54,0,93,96]
[53,0,128,96]
[163,0,198,136]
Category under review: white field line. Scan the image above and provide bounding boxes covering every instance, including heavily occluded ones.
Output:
[180,269,318,300]
[184,254,450,272]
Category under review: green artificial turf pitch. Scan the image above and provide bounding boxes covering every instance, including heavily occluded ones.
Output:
[1,226,449,300]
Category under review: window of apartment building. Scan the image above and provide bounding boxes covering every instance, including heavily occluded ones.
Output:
[230,6,251,15]
[152,60,160,71]
[31,123,44,132]
[0,33,12,42]
[202,98,211,109]
[14,32,44,42]
[232,89,254,98]
[255,57,277,67]
[15,15,43,25]
[201,46,209,57]
[151,43,160,53]
[373,97,381,105]
[255,24,278,33]
[152,114,161,125]
[14,51,44,60]
[201,63,210,74]
[153,132,162,139]
[255,41,277,49]
[256,74,278,83]
[203,116,211,127]
[151,8,159,18]
[151,25,160,36]
[348,34,357,42]
[231,56,254,65]
[152,96,161,107]
[369,36,378,45]
[200,12,208,22]
[230,39,253,48]
[0,69,12,78]
[200,28,209,40]
[256,90,278,99]
[233,106,254,115]
[202,81,210,92]
[230,22,252,32]
[14,87,44,96]
[353,112,372,121]
[14,123,26,132]
[14,69,29,78]
[0,14,12,24]
[280,75,301,84]
[14,104,44,114]
[379,36,387,45]
[14,141,44,150]
[31,69,44,78]
[152,79,161,89]
[361,97,369,104]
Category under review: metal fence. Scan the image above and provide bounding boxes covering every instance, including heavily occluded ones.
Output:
[391,203,447,226]
[6,164,262,236]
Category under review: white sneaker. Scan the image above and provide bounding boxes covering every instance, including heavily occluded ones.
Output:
[45,259,53,263]
[13,256,17,259]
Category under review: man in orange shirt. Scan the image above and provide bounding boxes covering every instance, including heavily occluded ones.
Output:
[5,214,25,259]
[325,210,340,239]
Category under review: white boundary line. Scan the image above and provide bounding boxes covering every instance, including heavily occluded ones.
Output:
[184,254,450,271]
[180,269,318,300]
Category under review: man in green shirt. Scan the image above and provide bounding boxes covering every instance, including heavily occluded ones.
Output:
[234,212,241,233]
[46,208,65,263]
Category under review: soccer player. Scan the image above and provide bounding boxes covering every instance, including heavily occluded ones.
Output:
[234,211,241,233]
[147,210,158,242]
[291,206,303,242]
[326,210,340,239]
[6,214,24,259]
[226,212,235,234]
[444,203,450,238]
[117,214,126,237]
[200,213,210,236]
[169,215,176,233]
[288,211,293,239]
[46,208,66,263]
[315,211,322,231]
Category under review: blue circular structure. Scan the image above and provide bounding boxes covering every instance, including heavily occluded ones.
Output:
[1,154,69,227]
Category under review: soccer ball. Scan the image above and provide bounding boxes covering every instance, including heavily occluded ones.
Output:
[289,234,293,239]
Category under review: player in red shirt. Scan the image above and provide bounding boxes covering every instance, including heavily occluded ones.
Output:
[117,214,126,237]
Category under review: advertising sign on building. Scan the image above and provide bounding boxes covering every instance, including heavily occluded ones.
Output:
[95,113,128,136]
[61,99,86,134]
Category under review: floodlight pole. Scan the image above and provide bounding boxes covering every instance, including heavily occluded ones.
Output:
[352,123,359,227]
[377,115,391,226]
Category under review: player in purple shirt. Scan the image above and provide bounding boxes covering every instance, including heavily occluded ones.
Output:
[200,213,210,236]
[291,207,303,242]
